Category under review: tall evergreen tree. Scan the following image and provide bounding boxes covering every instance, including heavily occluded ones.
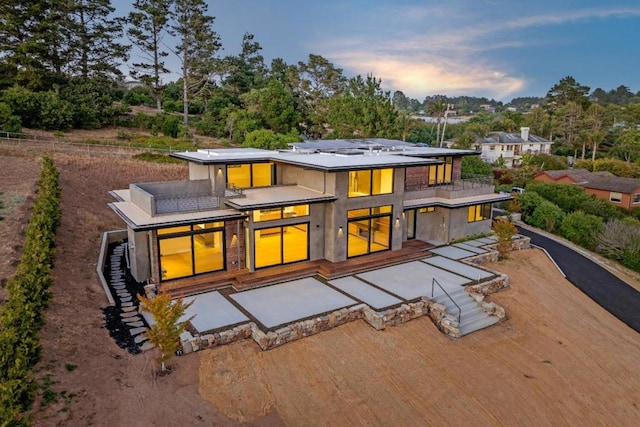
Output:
[171,0,221,124]
[128,0,172,111]
[546,76,591,110]
[326,74,397,139]
[296,54,346,138]
[66,0,129,79]
[221,33,267,106]
[0,0,70,89]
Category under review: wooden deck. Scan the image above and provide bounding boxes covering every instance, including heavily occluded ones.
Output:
[162,240,433,298]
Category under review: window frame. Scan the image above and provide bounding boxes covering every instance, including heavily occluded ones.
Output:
[467,203,492,223]
[609,192,623,203]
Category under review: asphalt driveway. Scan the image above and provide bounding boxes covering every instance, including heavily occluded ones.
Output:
[518,227,640,333]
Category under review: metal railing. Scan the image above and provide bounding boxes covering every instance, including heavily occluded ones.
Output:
[405,174,493,192]
[431,278,461,324]
[154,192,219,214]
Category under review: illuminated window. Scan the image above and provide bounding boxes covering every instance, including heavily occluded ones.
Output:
[348,169,393,197]
[347,206,392,257]
[226,162,274,189]
[419,207,435,213]
[253,205,309,222]
[158,222,226,281]
[467,204,491,223]
[226,164,251,188]
[610,192,622,203]
[254,223,309,268]
[427,157,453,186]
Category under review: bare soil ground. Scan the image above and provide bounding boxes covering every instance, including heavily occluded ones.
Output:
[199,251,640,426]
[1,148,639,426]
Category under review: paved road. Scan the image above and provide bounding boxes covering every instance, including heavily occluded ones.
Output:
[518,227,640,333]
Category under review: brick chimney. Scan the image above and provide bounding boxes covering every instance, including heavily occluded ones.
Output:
[520,127,530,141]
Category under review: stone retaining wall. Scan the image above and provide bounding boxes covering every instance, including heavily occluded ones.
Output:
[178,298,465,354]
[174,237,529,354]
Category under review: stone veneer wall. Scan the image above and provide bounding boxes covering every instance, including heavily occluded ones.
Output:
[178,298,465,354]
[174,236,532,354]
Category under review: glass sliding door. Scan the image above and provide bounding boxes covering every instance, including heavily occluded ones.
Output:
[253,223,309,269]
[347,206,392,258]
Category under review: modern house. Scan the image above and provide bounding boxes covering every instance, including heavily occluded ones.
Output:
[475,127,553,167]
[108,139,511,292]
[534,169,640,211]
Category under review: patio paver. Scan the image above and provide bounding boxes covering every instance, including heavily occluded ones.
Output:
[230,277,357,329]
[356,261,469,300]
[329,276,402,309]
[430,245,477,260]
[421,256,494,281]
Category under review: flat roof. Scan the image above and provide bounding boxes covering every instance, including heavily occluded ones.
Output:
[108,198,245,231]
[403,192,512,209]
[170,139,480,171]
[225,185,337,210]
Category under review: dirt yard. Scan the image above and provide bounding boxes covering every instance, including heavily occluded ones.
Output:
[1,148,639,426]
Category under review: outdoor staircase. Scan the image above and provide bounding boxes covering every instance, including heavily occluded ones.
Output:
[432,287,500,336]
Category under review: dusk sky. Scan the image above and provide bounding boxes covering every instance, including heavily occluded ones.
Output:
[118,0,640,102]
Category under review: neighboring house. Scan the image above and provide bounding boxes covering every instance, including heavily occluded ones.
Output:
[108,139,510,291]
[533,169,640,210]
[475,127,553,168]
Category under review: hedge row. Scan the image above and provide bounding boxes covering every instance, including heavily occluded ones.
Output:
[0,157,61,426]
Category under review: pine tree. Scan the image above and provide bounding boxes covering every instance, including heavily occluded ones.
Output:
[66,0,129,79]
[138,293,194,373]
[128,0,172,111]
[171,0,221,124]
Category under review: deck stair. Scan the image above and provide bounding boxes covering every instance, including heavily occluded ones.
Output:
[432,287,499,336]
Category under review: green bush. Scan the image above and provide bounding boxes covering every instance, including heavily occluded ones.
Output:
[518,191,545,218]
[560,211,604,250]
[0,101,21,133]
[242,129,301,150]
[0,157,61,423]
[528,200,565,232]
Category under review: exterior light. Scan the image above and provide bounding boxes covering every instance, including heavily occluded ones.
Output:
[338,226,344,237]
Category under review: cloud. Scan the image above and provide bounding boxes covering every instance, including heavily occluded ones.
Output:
[315,5,640,101]
[328,49,526,100]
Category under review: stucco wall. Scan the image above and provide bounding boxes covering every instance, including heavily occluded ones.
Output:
[128,228,151,282]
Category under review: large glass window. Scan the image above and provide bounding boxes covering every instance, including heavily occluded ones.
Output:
[227,162,274,189]
[347,206,392,258]
[428,157,453,185]
[634,194,640,204]
[158,222,225,281]
[348,169,393,197]
[405,209,416,240]
[253,204,309,222]
[467,204,491,223]
[254,223,309,268]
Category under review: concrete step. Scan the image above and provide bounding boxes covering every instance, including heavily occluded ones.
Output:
[460,314,500,336]
[461,308,490,326]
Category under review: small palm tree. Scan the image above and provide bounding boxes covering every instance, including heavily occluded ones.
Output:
[138,293,194,373]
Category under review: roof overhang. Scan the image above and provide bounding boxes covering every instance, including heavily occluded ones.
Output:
[224,185,337,210]
[108,202,246,232]
[403,192,513,210]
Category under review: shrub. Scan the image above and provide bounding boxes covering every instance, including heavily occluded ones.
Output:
[0,101,21,133]
[528,200,565,232]
[560,211,604,250]
[242,129,301,150]
[597,219,640,273]
[0,157,61,423]
[518,191,545,219]
[493,218,517,259]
